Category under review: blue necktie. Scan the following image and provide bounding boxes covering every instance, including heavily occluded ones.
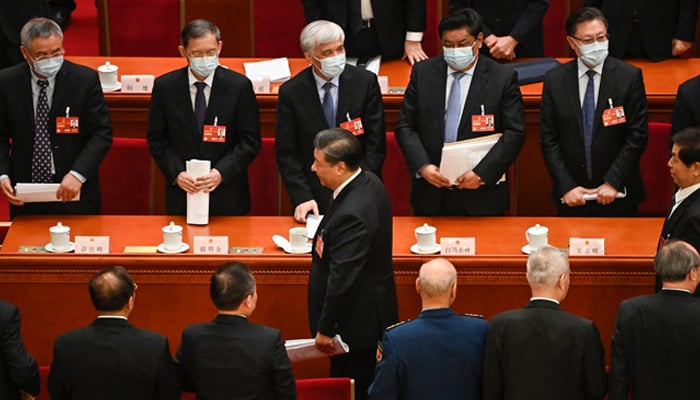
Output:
[444,72,465,143]
[32,79,52,183]
[322,81,336,128]
[582,69,596,180]
[194,81,207,134]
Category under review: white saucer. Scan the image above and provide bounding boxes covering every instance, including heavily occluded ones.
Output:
[521,244,534,255]
[284,243,312,254]
[410,243,441,255]
[157,243,190,254]
[45,242,75,253]
[101,82,121,92]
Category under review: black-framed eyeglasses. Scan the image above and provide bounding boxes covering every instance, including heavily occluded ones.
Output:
[570,34,609,46]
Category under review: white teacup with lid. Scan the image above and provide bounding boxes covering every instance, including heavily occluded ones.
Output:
[97,61,119,90]
[525,224,548,250]
[415,223,437,252]
[289,227,308,251]
[49,222,70,251]
[162,221,183,251]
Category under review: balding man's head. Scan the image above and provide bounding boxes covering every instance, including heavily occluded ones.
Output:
[89,266,136,312]
[655,240,700,283]
[417,258,457,308]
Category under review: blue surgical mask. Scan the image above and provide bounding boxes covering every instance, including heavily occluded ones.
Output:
[315,53,346,79]
[578,40,608,67]
[189,55,219,78]
[443,44,475,70]
[32,55,64,79]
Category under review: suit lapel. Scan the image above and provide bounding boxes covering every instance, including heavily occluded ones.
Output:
[19,65,35,131]
[563,61,584,142]
[177,68,201,145]
[337,67,354,125]
[594,58,617,139]
[664,189,700,232]
[432,59,448,141]
[300,68,330,128]
[460,57,489,138]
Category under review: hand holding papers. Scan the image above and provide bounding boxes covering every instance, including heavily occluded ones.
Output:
[15,183,80,203]
[439,133,503,185]
[285,335,350,363]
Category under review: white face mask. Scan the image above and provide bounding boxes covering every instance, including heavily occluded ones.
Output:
[443,43,476,70]
[315,53,346,79]
[189,55,219,78]
[577,40,608,67]
[32,55,64,78]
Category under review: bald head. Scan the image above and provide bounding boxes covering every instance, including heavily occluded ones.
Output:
[417,258,457,309]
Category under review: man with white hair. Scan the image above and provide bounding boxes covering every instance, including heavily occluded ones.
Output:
[483,246,607,400]
[276,20,385,223]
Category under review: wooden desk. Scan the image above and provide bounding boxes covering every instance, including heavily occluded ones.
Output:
[0,215,662,377]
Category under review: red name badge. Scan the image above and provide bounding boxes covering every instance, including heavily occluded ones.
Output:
[203,125,226,143]
[56,117,79,134]
[471,114,495,132]
[315,235,324,258]
[602,106,626,127]
[340,117,364,136]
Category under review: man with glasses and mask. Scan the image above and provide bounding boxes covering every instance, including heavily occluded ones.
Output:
[540,7,647,217]
[395,8,524,216]
[276,20,385,223]
[148,19,261,216]
[0,17,112,217]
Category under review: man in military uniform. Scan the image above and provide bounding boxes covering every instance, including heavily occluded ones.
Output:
[368,258,489,399]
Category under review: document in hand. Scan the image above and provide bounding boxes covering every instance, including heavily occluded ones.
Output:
[285,335,350,363]
[15,183,80,203]
[439,133,503,185]
[186,159,210,225]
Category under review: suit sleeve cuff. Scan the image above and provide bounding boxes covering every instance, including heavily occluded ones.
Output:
[69,170,87,183]
[406,31,423,42]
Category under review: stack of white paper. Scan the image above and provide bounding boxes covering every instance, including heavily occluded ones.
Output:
[346,55,382,75]
[15,183,80,203]
[186,159,210,225]
[285,335,349,363]
[243,57,291,82]
[439,133,503,184]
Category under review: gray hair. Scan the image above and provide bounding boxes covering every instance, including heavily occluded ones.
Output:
[655,240,700,282]
[526,246,570,286]
[300,20,345,53]
[418,258,457,297]
[20,18,63,49]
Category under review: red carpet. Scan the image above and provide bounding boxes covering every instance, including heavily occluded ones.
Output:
[62,0,99,56]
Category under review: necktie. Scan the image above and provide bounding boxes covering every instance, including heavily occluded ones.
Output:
[322,81,336,128]
[32,80,52,183]
[444,72,465,143]
[194,81,207,134]
[582,69,596,180]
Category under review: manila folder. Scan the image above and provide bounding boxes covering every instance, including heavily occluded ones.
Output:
[439,133,503,185]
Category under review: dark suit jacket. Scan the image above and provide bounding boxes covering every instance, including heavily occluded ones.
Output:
[0,301,39,400]
[301,0,426,60]
[395,55,525,216]
[540,58,648,209]
[585,0,699,61]
[48,318,181,400]
[483,300,607,400]
[175,314,296,400]
[147,66,261,216]
[276,65,385,213]
[368,308,489,400]
[449,0,549,57]
[671,74,700,136]
[660,188,700,252]
[609,290,700,399]
[0,61,113,217]
[0,0,48,68]
[308,171,398,351]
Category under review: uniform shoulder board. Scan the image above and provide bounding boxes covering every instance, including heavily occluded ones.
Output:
[386,319,412,331]
[462,313,485,319]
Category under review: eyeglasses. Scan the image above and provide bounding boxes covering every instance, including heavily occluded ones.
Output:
[30,48,65,61]
[570,34,609,46]
[187,49,219,58]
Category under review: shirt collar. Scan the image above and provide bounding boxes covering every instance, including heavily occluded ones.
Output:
[530,297,560,305]
[97,315,128,320]
[576,58,604,79]
[661,287,692,294]
[187,67,216,88]
[312,68,340,90]
[674,182,700,206]
[333,168,362,199]
[31,69,57,88]
[447,56,478,77]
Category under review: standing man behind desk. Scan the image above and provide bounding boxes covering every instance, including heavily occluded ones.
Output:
[540,7,648,217]
[396,8,525,216]
[483,246,607,400]
[308,128,397,400]
[672,74,700,136]
[0,300,39,400]
[368,258,489,400]
[0,17,112,218]
[301,0,428,64]
[148,19,261,216]
[276,20,385,222]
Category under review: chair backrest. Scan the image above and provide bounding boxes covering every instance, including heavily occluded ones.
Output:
[36,366,50,400]
[296,378,355,400]
[639,122,673,217]
[99,137,153,214]
[383,132,412,216]
[248,137,279,215]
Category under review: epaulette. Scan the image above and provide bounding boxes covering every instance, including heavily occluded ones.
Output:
[462,313,485,319]
[385,319,412,331]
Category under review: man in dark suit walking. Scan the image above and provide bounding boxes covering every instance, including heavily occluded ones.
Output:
[308,128,397,400]
[672,75,700,136]
[610,240,700,399]
[276,20,385,222]
[396,8,525,216]
[368,258,489,400]
[483,246,607,400]
[0,17,112,217]
[540,7,648,217]
[48,266,181,400]
[0,300,39,400]
[175,262,296,399]
[148,19,261,217]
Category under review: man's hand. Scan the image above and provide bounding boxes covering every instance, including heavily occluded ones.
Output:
[455,170,483,190]
[562,186,597,207]
[294,199,319,223]
[484,34,498,49]
[403,40,428,65]
[315,332,336,354]
[0,178,23,206]
[195,168,222,193]
[419,164,451,188]
[20,391,36,400]
[672,38,693,56]
[56,173,82,202]
[176,172,198,194]
[596,182,618,205]
[488,35,518,61]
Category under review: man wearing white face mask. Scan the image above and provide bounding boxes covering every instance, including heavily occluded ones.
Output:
[0,17,112,217]
[540,7,648,217]
[148,19,261,216]
[396,8,525,216]
[276,20,385,222]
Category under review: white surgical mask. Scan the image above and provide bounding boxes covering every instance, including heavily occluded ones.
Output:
[189,55,219,78]
[577,40,608,67]
[315,53,346,79]
[32,55,64,79]
[443,43,476,70]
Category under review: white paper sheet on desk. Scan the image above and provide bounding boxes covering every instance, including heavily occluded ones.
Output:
[15,183,80,203]
[439,133,503,184]
[186,159,210,225]
[347,55,382,75]
[285,335,349,363]
[306,214,324,238]
[243,57,291,82]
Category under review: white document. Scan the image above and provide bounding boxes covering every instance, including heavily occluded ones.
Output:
[15,183,80,203]
[306,214,324,238]
[346,55,382,75]
[285,335,350,363]
[560,188,627,203]
[186,159,210,225]
[243,57,291,82]
[439,133,503,184]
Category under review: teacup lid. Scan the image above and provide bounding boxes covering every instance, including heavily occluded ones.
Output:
[49,221,70,233]
[416,223,436,234]
[162,221,182,233]
[527,224,548,234]
[97,61,118,72]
